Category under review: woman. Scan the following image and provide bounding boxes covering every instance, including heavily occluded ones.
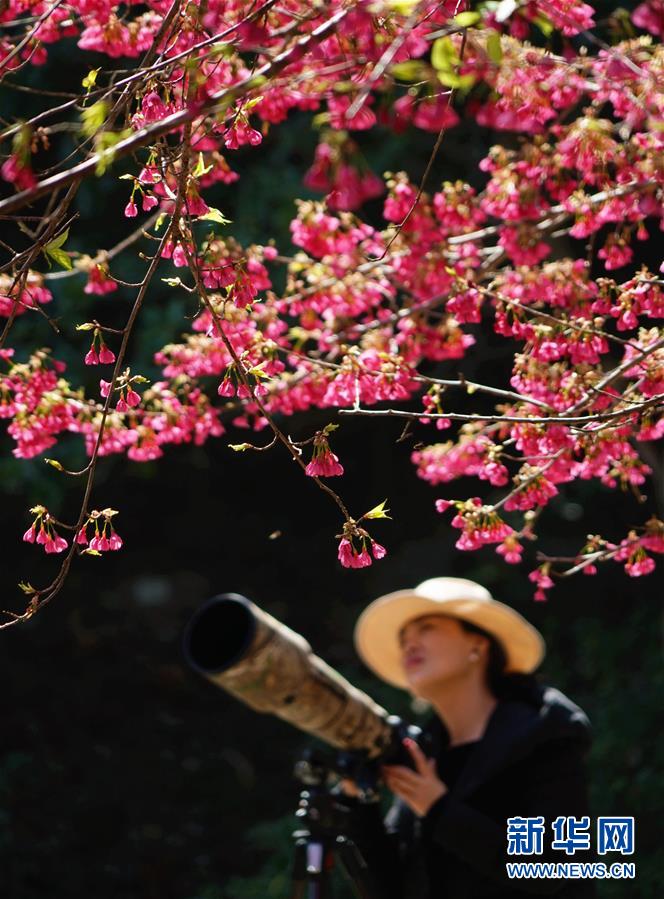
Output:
[346,577,595,899]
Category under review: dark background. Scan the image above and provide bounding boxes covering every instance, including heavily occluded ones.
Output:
[1,9,663,897]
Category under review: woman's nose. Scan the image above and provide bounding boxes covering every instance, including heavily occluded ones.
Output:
[400,632,419,655]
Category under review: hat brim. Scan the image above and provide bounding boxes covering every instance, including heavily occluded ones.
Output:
[354,590,545,689]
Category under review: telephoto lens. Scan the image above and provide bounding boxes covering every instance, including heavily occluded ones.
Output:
[183,593,395,757]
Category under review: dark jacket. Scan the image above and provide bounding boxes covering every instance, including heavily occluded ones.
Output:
[349,680,595,899]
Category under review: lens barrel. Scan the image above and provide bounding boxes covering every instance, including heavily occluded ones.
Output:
[184,594,393,757]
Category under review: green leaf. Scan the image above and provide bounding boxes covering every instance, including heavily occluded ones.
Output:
[82,68,100,90]
[386,0,418,11]
[44,458,63,471]
[76,322,96,331]
[437,71,477,90]
[453,11,481,27]
[391,60,428,81]
[533,14,554,36]
[431,36,458,72]
[162,277,182,287]
[47,228,69,251]
[44,247,72,270]
[228,443,253,452]
[43,230,72,270]
[18,581,36,595]
[198,207,231,225]
[193,152,213,179]
[364,499,392,520]
[94,129,131,176]
[81,100,108,138]
[486,31,503,63]
[246,366,271,380]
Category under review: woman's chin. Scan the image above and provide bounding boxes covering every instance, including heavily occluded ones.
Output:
[405,671,439,697]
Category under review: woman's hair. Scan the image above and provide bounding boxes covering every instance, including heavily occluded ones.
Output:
[455,618,540,706]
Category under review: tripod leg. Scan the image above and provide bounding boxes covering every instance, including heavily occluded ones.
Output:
[291,838,333,899]
[334,836,384,899]
[290,838,308,899]
[305,843,333,899]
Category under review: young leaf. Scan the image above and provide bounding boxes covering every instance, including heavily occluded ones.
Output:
[486,31,503,64]
[45,247,72,270]
[453,11,481,28]
[533,14,554,36]
[82,68,100,91]
[437,71,477,90]
[431,36,458,72]
[44,230,72,270]
[364,499,392,520]
[81,100,108,138]
[193,152,213,178]
[198,207,231,225]
[47,228,69,251]
[391,60,428,82]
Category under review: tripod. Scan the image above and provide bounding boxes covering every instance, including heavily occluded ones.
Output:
[289,754,384,899]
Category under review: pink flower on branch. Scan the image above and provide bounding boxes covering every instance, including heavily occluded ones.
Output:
[336,501,390,569]
[528,565,554,602]
[305,426,344,478]
[22,505,68,555]
[77,509,123,555]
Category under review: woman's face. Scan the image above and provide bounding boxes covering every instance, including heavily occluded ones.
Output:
[398,614,484,697]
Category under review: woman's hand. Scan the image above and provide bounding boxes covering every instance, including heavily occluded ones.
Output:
[381,737,448,818]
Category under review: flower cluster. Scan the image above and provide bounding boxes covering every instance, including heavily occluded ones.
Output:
[23,506,68,554]
[76,509,123,553]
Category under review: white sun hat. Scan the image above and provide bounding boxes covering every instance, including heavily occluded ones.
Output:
[354,577,545,689]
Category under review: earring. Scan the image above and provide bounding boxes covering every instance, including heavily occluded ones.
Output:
[469,649,480,662]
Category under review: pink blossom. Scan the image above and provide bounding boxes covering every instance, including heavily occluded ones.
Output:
[108,531,123,550]
[624,554,655,577]
[337,537,374,569]
[305,445,344,477]
[84,347,100,366]
[84,265,117,296]
[218,378,236,397]
[44,534,68,554]
[529,567,554,602]
[98,346,115,364]
[142,193,159,212]
[496,538,523,565]
[632,0,664,36]
[124,199,138,218]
